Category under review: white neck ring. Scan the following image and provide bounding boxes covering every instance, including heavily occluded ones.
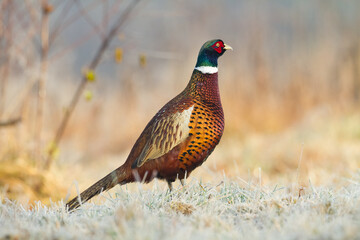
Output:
[194,66,218,74]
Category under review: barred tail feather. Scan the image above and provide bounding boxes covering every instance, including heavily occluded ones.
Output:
[66,165,128,211]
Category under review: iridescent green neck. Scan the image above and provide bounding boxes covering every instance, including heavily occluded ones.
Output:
[195,51,218,68]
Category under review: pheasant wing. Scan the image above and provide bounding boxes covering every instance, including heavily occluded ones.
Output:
[131,102,194,168]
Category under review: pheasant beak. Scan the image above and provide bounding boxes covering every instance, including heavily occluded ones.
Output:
[223,43,233,50]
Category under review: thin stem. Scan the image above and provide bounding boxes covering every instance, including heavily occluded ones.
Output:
[35,0,50,165]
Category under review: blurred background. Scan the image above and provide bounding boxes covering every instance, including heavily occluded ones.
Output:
[1,0,360,204]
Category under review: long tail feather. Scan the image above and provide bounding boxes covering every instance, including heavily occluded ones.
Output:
[66,164,128,211]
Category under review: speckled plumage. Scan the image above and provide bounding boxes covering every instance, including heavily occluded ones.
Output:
[67,39,231,211]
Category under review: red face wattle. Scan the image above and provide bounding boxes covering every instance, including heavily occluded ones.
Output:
[211,41,225,54]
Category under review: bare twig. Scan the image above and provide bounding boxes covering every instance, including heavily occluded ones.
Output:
[0,117,22,127]
[49,0,103,47]
[48,0,74,46]
[44,0,142,170]
[74,0,105,38]
[49,1,125,63]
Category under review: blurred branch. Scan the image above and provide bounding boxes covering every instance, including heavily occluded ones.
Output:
[24,0,40,24]
[74,0,105,38]
[0,0,13,119]
[49,0,124,63]
[0,117,22,127]
[48,0,74,46]
[44,0,142,170]
[12,1,41,55]
[49,0,103,47]
[0,1,39,71]
[106,0,124,20]
[50,28,97,62]
[102,0,109,33]
[23,0,41,46]
[35,0,51,164]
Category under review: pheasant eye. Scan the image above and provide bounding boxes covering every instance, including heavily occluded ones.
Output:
[212,41,223,53]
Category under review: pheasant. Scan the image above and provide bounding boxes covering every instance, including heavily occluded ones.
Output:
[66,39,232,210]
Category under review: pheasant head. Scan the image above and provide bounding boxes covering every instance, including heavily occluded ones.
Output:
[195,39,232,73]
[185,39,232,102]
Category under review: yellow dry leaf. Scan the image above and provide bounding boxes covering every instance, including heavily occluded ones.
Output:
[46,141,59,159]
[115,47,123,63]
[139,54,147,68]
[84,90,93,101]
[85,70,96,82]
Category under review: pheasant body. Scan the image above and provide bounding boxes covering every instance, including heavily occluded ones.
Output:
[178,70,224,174]
[66,39,232,210]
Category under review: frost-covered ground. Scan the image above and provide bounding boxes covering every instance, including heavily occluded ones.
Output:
[1,176,360,240]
